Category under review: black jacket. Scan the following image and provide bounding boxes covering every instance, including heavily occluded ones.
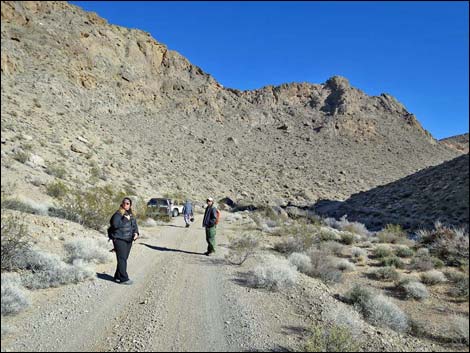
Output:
[110,210,139,242]
[202,206,217,228]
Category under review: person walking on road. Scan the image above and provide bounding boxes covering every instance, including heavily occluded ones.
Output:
[202,197,218,256]
[182,200,194,228]
[108,197,139,285]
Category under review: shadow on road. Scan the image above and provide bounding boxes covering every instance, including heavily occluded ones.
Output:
[96,272,116,282]
[159,224,188,228]
[140,243,205,256]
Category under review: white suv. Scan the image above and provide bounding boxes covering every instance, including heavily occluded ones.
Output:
[147,198,184,217]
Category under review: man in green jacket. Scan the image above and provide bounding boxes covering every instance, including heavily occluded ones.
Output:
[202,197,217,256]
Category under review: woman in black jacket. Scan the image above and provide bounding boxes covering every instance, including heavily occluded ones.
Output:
[109,197,139,285]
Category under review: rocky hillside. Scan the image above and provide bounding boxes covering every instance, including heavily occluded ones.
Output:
[314,154,469,231]
[0,1,462,209]
[440,133,469,154]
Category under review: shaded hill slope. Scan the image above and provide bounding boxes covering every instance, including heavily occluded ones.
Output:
[314,154,469,231]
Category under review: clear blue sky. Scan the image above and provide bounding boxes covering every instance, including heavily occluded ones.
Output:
[71,1,469,139]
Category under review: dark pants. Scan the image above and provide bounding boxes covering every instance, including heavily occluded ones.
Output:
[205,226,216,253]
[113,239,133,282]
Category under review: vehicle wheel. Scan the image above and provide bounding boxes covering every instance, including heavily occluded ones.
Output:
[172,209,179,217]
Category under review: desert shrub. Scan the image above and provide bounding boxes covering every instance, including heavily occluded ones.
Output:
[307,250,343,283]
[345,285,408,332]
[325,306,363,339]
[274,231,316,255]
[410,251,444,271]
[318,241,344,257]
[225,234,259,265]
[317,228,341,242]
[376,224,406,244]
[12,151,30,164]
[58,185,128,231]
[6,247,93,289]
[374,245,393,258]
[418,222,469,266]
[334,259,356,272]
[399,280,429,300]
[46,180,69,199]
[446,268,469,298]
[1,273,30,316]
[304,324,360,352]
[45,163,67,179]
[350,247,367,265]
[326,216,371,238]
[381,256,405,269]
[395,245,414,258]
[251,207,282,229]
[1,198,38,214]
[247,256,297,291]
[444,315,469,345]
[340,232,355,245]
[420,270,446,285]
[288,252,312,274]
[416,248,430,257]
[1,216,31,272]
[350,246,366,258]
[370,266,400,282]
[64,238,112,264]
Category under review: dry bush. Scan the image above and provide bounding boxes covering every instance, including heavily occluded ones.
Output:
[369,266,400,282]
[6,246,93,289]
[381,256,405,269]
[340,232,356,245]
[376,224,407,244]
[398,280,429,300]
[1,273,30,316]
[307,249,343,283]
[395,245,415,258]
[304,324,360,352]
[288,252,312,274]
[418,222,469,266]
[420,270,446,285]
[247,256,297,291]
[345,285,408,332]
[46,180,69,199]
[444,315,469,345]
[1,215,31,272]
[317,228,341,242]
[57,185,128,231]
[446,268,469,299]
[274,229,316,255]
[334,259,356,272]
[225,234,259,265]
[325,216,371,238]
[373,245,393,258]
[318,241,345,257]
[64,238,113,264]
[410,249,444,271]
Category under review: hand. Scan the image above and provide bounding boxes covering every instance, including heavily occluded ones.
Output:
[133,233,139,241]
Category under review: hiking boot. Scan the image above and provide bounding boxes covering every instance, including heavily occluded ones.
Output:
[120,279,133,285]
[204,251,210,256]
[185,224,190,228]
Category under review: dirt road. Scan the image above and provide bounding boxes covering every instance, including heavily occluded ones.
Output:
[1,215,308,352]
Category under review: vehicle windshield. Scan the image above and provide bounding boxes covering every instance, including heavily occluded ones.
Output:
[149,199,169,206]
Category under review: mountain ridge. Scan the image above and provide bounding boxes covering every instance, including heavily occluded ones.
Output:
[1,1,463,211]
